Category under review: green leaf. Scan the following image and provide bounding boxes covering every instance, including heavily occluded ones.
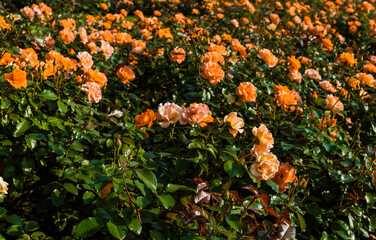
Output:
[157,193,175,209]
[39,90,58,100]
[31,231,46,240]
[25,221,39,232]
[297,213,306,232]
[63,183,78,196]
[57,101,67,113]
[5,225,23,236]
[365,192,376,205]
[224,161,243,178]
[323,142,336,153]
[135,169,157,193]
[74,217,103,238]
[4,214,23,225]
[226,215,242,232]
[0,97,11,109]
[13,119,31,137]
[25,135,37,149]
[107,221,127,240]
[83,191,96,204]
[166,183,194,193]
[127,217,142,235]
[51,189,66,207]
[331,220,350,239]
[281,141,294,151]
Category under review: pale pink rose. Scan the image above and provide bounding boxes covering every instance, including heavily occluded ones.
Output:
[252,124,274,148]
[179,103,211,126]
[81,82,102,104]
[304,69,321,81]
[157,102,183,128]
[319,80,337,93]
[224,112,244,137]
[231,19,239,28]
[78,27,88,44]
[77,51,93,71]
[100,41,114,60]
[325,94,344,113]
[288,69,302,83]
[21,7,35,21]
[257,49,278,68]
[250,153,280,181]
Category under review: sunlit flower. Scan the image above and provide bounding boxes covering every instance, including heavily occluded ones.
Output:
[117,66,135,84]
[224,112,244,137]
[250,153,280,181]
[170,47,186,64]
[157,102,183,128]
[236,82,257,102]
[180,103,211,126]
[135,109,157,129]
[82,82,102,104]
[272,162,297,192]
[4,68,28,89]
[0,177,9,195]
[200,61,224,85]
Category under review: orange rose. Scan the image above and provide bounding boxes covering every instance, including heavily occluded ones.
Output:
[179,103,211,126]
[200,61,224,85]
[272,162,297,192]
[274,85,302,112]
[251,144,270,157]
[0,16,11,31]
[44,35,55,49]
[363,63,376,73]
[77,51,93,71]
[287,56,301,71]
[338,52,357,67]
[304,69,321,81]
[117,66,135,84]
[4,68,28,89]
[236,82,257,102]
[0,52,14,66]
[252,124,274,148]
[250,153,280,181]
[257,49,278,68]
[224,112,244,137]
[86,69,107,88]
[135,109,157,129]
[347,77,360,90]
[78,27,88,44]
[321,39,333,51]
[356,73,375,88]
[115,32,132,44]
[170,47,186,64]
[287,69,302,84]
[21,7,35,21]
[203,52,224,64]
[42,60,57,79]
[207,45,227,55]
[81,82,102,104]
[59,28,75,44]
[100,3,108,10]
[100,41,114,60]
[157,102,183,128]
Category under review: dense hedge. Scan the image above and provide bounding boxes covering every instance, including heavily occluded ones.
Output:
[1,0,376,239]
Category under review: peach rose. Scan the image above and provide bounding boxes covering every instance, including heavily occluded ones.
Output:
[100,41,114,60]
[87,42,99,54]
[44,36,55,49]
[4,68,28,89]
[207,45,227,55]
[135,109,157,129]
[236,82,257,102]
[304,69,321,81]
[257,49,278,68]
[224,112,244,137]
[321,39,333,51]
[251,144,270,157]
[86,69,107,88]
[82,82,102,104]
[287,69,302,83]
[347,77,360,90]
[319,80,337,93]
[115,32,132,44]
[287,56,301,71]
[272,162,297,192]
[203,52,224,64]
[179,103,211,126]
[252,124,274,148]
[77,51,93,71]
[356,73,375,87]
[78,27,88,44]
[200,61,225,85]
[157,102,183,128]
[117,66,135,84]
[0,176,9,195]
[250,153,280,181]
[338,52,357,67]
[170,47,186,64]
[325,94,344,113]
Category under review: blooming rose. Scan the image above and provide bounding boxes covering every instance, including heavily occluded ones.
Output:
[82,82,102,104]
[77,51,93,71]
[356,73,375,87]
[78,27,88,44]
[170,47,186,64]
[252,124,274,148]
[179,103,211,126]
[0,177,9,195]
[287,69,302,83]
[325,94,344,114]
[135,109,157,129]
[272,162,297,192]
[203,52,224,64]
[236,82,257,102]
[257,49,278,68]
[100,41,114,59]
[117,66,135,84]
[304,69,321,81]
[21,7,35,21]
[347,77,360,90]
[338,52,357,67]
[321,39,333,51]
[4,68,28,89]
[59,28,75,44]
[250,153,280,181]
[157,102,183,128]
[224,112,244,137]
[44,36,55,49]
[86,69,107,88]
[200,61,225,85]
[251,144,270,157]
[319,81,337,93]
[207,44,227,55]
